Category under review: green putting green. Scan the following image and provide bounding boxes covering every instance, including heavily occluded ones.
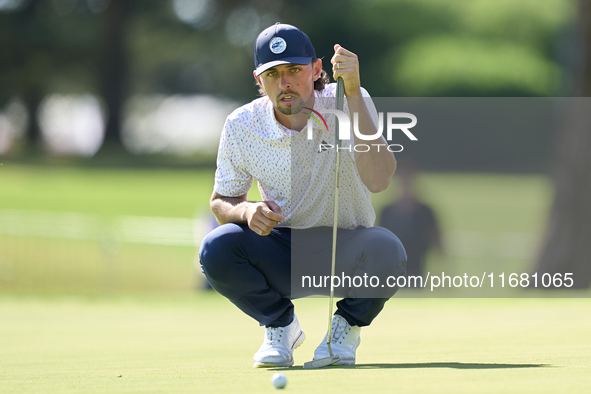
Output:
[0,164,589,392]
[0,295,589,393]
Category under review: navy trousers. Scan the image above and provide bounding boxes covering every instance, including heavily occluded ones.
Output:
[199,223,406,328]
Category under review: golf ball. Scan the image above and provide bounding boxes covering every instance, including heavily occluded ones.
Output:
[271,373,287,389]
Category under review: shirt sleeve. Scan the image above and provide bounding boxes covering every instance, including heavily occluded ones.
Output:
[361,87,379,128]
[341,87,380,163]
[213,118,253,197]
[341,87,380,132]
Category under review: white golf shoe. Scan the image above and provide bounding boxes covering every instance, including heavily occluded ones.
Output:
[313,315,361,365]
[253,315,306,368]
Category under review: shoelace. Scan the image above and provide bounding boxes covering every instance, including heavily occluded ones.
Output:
[330,317,350,344]
[265,327,284,344]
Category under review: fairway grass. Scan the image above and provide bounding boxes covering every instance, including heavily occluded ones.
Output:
[2,164,588,392]
[1,294,590,393]
[1,164,551,293]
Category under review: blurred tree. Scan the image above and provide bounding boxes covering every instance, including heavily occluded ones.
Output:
[534,0,591,289]
[280,0,574,172]
[0,0,100,152]
[96,0,131,154]
[286,0,572,98]
[0,0,577,168]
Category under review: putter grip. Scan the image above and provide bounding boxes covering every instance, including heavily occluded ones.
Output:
[335,77,344,148]
[336,77,344,111]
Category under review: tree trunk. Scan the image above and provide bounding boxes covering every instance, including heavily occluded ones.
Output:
[96,0,131,154]
[23,86,43,153]
[20,0,43,154]
[534,0,591,289]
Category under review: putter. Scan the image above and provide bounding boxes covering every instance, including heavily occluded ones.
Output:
[303,77,345,369]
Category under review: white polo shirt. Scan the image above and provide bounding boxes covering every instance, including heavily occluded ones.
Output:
[214,83,378,229]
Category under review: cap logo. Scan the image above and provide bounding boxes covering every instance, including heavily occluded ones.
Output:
[269,37,287,54]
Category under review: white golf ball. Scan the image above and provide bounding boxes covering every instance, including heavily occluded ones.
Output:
[271,373,287,389]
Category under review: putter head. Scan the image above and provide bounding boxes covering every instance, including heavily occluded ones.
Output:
[303,355,341,369]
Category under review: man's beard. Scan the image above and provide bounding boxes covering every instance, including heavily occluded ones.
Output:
[275,95,309,116]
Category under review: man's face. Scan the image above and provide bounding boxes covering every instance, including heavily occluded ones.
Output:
[254,60,322,117]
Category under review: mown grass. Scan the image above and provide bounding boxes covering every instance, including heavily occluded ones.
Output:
[1,164,551,293]
[1,164,589,393]
[0,295,589,393]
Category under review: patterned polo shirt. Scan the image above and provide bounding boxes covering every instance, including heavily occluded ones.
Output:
[214,83,378,229]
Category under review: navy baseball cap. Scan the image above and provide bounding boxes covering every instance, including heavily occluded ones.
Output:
[254,23,316,76]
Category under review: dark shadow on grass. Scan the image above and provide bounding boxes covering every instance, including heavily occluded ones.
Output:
[268,362,551,371]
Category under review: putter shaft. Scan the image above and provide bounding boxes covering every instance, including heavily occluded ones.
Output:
[327,77,345,357]
[304,77,345,370]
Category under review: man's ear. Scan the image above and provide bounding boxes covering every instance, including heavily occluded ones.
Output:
[253,70,265,94]
[312,58,322,81]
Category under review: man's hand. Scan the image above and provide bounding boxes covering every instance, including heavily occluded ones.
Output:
[210,192,285,234]
[246,201,285,236]
[331,44,362,97]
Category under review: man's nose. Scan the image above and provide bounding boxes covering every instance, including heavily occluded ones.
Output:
[279,72,291,89]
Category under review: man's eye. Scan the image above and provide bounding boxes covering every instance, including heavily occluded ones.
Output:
[291,68,300,73]
[267,71,277,77]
